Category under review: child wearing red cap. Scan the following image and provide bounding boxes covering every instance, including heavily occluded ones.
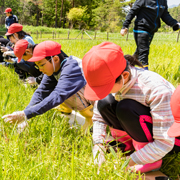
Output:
[82,41,180,173]
[13,39,68,85]
[4,8,18,34]
[3,23,42,80]
[2,41,93,133]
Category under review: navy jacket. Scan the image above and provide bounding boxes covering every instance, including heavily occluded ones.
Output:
[123,0,178,34]
[5,15,18,29]
[24,56,86,119]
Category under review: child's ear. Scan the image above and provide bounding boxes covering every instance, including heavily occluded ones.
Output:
[25,49,30,53]
[122,71,130,79]
[53,55,60,63]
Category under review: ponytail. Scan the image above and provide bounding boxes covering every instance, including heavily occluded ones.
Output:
[115,55,143,83]
[124,54,143,68]
[16,31,31,39]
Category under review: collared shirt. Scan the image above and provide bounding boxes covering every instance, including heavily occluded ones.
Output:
[93,66,175,165]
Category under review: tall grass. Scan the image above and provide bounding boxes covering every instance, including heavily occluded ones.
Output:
[0,29,180,179]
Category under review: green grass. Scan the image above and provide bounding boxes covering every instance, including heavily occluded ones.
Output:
[0,28,180,179]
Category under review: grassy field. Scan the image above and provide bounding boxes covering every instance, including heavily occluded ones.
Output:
[0,27,180,179]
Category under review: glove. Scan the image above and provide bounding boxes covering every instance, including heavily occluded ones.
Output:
[17,120,29,134]
[26,77,37,85]
[93,144,106,167]
[3,51,14,57]
[120,28,128,36]
[173,23,180,31]
[2,111,27,124]
[0,46,9,53]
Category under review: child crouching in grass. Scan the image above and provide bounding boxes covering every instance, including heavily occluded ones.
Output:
[2,41,93,133]
[82,41,180,174]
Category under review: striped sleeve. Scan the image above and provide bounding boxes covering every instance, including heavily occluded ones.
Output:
[14,15,18,23]
[92,101,107,144]
[131,85,175,164]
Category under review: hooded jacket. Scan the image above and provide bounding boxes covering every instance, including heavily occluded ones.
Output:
[122,0,178,34]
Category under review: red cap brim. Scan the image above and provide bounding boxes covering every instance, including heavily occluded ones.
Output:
[17,56,23,63]
[84,80,115,101]
[5,32,13,36]
[28,56,45,62]
[168,122,180,137]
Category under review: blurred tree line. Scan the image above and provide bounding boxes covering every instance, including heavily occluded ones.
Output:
[0,0,179,33]
[0,0,135,32]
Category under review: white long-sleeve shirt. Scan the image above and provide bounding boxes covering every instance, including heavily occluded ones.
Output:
[92,66,175,165]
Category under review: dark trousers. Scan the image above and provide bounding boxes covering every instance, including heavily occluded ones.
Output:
[97,94,180,154]
[16,60,41,78]
[133,32,154,66]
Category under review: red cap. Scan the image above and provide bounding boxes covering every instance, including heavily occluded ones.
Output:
[5,23,23,36]
[82,41,126,101]
[14,40,28,63]
[28,41,61,62]
[4,8,12,13]
[168,85,180,137]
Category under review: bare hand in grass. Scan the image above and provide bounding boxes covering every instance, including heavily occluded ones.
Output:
[2,111,27,124]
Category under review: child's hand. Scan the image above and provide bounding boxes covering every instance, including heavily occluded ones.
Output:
[93,144,106,167]
[1,46,9,53]
[128,158,136,167]
[26,77,37,85]
[2,111,27,124]
[120,28,128,36]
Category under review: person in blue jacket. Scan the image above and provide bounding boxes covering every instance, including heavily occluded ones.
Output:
[4,8,18,33]
[120,0,180,70]
[2,41,93,133]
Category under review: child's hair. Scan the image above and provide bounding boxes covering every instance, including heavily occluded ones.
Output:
[23,43,37,56]
[16,31,31,39]
[7,30,31,39]
[45,53,65,64]
[115,54,143,83]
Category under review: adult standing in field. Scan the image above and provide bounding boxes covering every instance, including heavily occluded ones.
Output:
[2,41,94,133]
[82,41,180,173]
[4,8,18,38]
[120,0,180,70]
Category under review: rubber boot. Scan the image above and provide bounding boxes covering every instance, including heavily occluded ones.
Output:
[56,103,72,114]
[109,128,133,152]
[132,139,162,173]
[79,105,93,133]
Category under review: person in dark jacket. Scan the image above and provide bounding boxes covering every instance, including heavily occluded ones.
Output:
[4,8,18,38]
[120,0,180,70]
